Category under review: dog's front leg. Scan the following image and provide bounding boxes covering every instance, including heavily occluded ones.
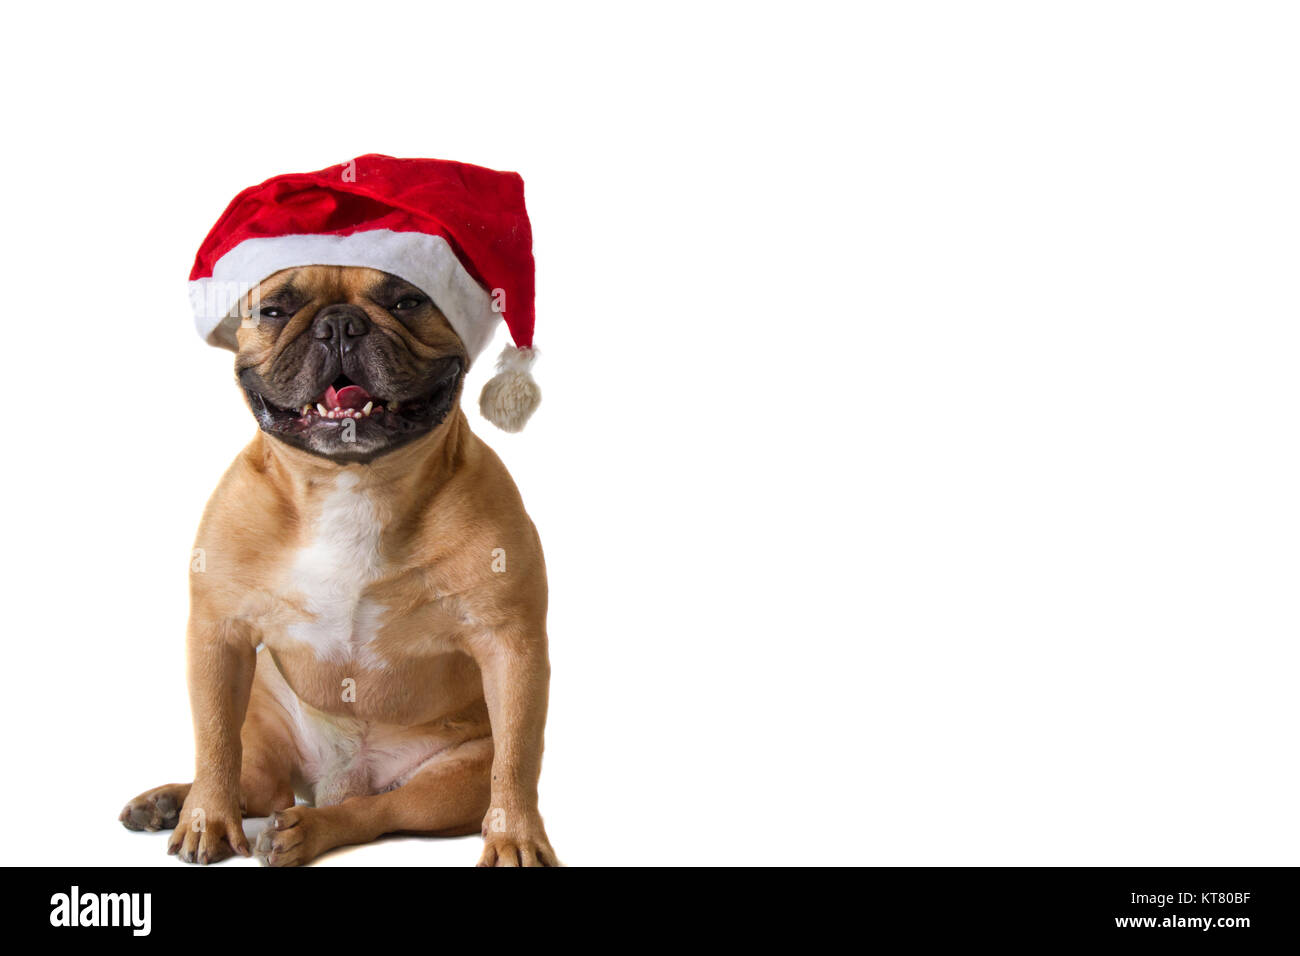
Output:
[166,618,256,864]
[470,626,558,866]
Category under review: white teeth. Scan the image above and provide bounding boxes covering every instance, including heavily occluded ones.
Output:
[306,401,381,421]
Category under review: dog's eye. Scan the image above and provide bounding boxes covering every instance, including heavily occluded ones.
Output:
[391,296,424,312]
[258,307,291,319]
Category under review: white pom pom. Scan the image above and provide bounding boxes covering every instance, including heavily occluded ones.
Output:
[479,345,541,432]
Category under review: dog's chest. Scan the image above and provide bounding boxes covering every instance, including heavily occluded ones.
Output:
[282,473,391,668]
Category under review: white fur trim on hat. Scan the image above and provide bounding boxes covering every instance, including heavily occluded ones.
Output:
[479,345,541,432]
[188,229,499,362]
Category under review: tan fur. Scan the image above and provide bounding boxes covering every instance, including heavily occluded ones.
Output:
[120,267,557,866]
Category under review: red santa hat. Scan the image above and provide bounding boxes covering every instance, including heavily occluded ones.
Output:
[188,154,541,432]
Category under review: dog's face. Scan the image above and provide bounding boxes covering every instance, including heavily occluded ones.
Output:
[234,266,468,462]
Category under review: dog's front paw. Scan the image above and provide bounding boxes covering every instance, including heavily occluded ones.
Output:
[477,809,559,867]
[165,789,249,864]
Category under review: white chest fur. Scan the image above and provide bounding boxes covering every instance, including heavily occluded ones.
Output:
[284,472,390,668]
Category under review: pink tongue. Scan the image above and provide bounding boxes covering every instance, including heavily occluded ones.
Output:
[323,384,372,410]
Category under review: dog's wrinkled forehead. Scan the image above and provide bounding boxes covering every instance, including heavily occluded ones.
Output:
[237,266,464,356]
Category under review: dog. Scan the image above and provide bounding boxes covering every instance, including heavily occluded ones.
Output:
[120,264,557,867]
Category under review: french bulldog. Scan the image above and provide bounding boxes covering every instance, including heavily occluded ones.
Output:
[119,265,557,867]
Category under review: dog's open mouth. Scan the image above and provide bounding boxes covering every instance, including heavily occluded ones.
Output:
[242,358,463,458]
[299,376,385,421]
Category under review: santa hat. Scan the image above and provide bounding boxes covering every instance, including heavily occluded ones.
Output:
[188,154,540,432]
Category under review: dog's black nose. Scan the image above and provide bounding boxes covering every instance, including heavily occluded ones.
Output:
[312,305,370,353]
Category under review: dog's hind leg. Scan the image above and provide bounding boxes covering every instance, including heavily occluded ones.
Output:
[254,736,494,867]
[233,667,297,816]
[121,651,296,831]
[119,746,293,832]
[119,781,191,831]
[119,747,293,833]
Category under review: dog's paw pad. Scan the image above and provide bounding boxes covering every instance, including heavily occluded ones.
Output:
[119,785,187,832]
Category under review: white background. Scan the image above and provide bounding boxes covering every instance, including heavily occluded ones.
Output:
[2,2,1297,866]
